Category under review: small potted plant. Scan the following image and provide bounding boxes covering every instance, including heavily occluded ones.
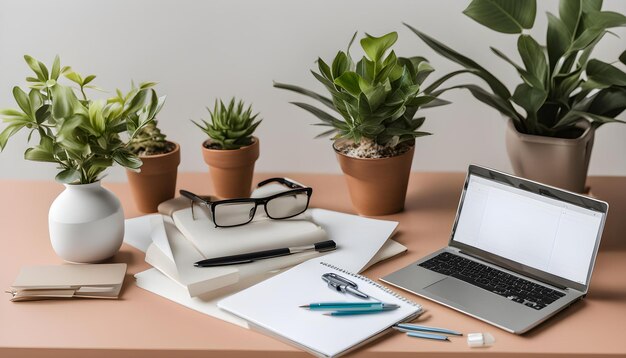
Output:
[192,98,262,198]
[274,32,448,216]
[406,0,626,193]
[0,55,164,263]
[126,120,180,213]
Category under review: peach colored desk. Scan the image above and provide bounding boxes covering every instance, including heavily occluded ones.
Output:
[1,173,626,358]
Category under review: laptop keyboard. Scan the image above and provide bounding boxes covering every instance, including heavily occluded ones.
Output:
[419,252,565,310]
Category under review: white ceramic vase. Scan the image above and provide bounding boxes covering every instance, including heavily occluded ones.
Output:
[48,181,124,263]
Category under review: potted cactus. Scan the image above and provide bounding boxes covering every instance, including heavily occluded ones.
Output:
[274,32,448,216]
[126,120,180,213]
[406,0,626,193]
[192,98,262,198]
[0,55,164,262]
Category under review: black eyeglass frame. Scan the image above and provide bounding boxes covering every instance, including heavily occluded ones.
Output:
[179,177,313,228]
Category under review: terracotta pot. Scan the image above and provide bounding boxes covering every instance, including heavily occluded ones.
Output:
[334,141,415,216]
[126,142,180,213]
[505,119,594,193]
[201,137,260,199]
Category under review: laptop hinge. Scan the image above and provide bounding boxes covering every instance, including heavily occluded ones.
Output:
[456,249,568,291]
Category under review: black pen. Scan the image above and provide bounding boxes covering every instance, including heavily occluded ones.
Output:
[194,240,337,267]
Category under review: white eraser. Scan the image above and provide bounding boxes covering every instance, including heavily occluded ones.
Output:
[467,332,495,347]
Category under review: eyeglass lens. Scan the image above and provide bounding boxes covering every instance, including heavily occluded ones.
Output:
[191,201,212,220]
[213,202,257,227]
[266,192,309,219]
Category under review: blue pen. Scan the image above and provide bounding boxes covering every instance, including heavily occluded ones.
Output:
[300,302,398,311]
[406,331,450,341]
[396,323,463,336]
[323,305,400,316]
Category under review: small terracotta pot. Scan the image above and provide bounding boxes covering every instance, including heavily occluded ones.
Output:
[334,141,415,216]
[505,119,594,193]
[201,137,260,199]
[126,142,181,213]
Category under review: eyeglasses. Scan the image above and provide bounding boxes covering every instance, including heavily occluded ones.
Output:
[180,177,313,228]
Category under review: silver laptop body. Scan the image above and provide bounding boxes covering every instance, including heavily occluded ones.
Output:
[381,165,608,334]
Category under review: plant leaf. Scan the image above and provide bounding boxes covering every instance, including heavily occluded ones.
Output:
[51,55,61,80]
[404,23,512,100]
[585,59,626,88]
[334,72,362,97]
[360,32,398,62]
[12,86,32,119]
[518,35,548,87]
[463,0,536,34]
[51,85,74,120]
[546,13,571,72]
[55,168,81,184]
[559,0,582,37]
[113,150,143,169]
[290,102,344,127]
[585,10,626,29]
[0,123,27,151]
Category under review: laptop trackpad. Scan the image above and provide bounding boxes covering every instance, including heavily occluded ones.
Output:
[424,277,516,318]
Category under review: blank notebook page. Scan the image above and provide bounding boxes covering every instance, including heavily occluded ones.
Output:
[218,259,422,358]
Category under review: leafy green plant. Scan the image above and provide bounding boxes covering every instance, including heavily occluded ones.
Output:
[406,0,626,137]
[0,55,165,184]
[128,121,174,156]
[274,31,448,149]
[192,98,262,150]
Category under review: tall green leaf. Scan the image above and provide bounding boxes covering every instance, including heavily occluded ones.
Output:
[546,13,571,72]
[404,23,511,100]
[559,0,582,36]
[517,35,548,87]
[463,0,536,34]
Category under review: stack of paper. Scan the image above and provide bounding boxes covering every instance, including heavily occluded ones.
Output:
[144,215,326,296]
[128,207,407,327]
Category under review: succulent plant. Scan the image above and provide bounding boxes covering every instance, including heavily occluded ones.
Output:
[192,98,262,150]
[0,55,165,184]
[406,0,626,138]
[128,121,174,156]
[274,31,449,149]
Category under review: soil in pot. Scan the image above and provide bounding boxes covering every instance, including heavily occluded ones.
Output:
[202,137,260,199]
[127,142,181,213]
[334,139,415,216]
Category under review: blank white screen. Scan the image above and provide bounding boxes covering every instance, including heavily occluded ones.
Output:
[454,175,603,284]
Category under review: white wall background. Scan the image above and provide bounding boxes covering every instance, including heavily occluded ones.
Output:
[0,0,625,182]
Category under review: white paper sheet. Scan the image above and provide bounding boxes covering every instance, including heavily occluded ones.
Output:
[123,214,161,253]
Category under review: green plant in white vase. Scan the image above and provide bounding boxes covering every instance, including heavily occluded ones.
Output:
[274,31,449,215]
[0,55,165,262]
[406,0,626,192]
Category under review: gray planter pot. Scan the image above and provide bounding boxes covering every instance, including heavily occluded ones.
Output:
[505,119,594,193]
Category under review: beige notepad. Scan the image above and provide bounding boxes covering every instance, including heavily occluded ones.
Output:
[8,263,127,301]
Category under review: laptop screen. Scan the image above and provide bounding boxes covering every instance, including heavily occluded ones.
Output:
[453,174,603,285]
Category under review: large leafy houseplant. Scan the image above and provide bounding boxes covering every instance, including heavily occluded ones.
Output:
[0,55,165,184]
[406,0,626,137]
[406,0,626,192]
[274,31,448,215]
[275,31,448,157]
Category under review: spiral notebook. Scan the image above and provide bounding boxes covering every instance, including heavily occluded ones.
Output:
[218,260,423,358]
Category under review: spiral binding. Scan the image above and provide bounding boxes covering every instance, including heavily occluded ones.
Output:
[320,262,421,308]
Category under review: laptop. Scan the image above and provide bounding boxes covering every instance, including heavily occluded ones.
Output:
[381,165,608,334]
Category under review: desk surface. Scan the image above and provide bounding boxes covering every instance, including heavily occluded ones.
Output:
[1,172,625,358]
